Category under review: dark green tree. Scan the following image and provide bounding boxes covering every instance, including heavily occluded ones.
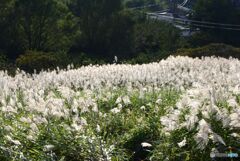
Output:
[193,0,237,23]
[69,0,135,59]
[191,0,240,46]
[0,0,24,58]
[0,0,77,59]
[133,20,182,54]
[14,0,61,51]
[13,0,77,53]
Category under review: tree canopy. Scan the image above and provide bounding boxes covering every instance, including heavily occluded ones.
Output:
[2,0,239,72]
[191,0,240,46]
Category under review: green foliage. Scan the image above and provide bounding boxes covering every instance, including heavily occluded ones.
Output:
[0,0,77,59]
[187,32,217,47]
[0,87,182,160]
[125,0,155,8]
[126,19,184,63]
[134,20,182,53]
[174,43,240,59]
[193,0,237,23]
[0,0,24,58]
[127,52,152,64]
[16,51,69,73]
[124,0,167,11]
[14,0,75,51]
[15,51,108,73]
[0,51,16,75]
[70,53,106,67]
[69,0,135,58]
[125,52,167,64]
[0,52,8,69]
[1,0,239,72]
[191,0,240,45]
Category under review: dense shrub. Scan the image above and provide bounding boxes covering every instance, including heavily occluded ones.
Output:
[70,53,106,67]
[187,32,217,47]
[0,52,8,69]
[16,51,70,73]
[125,51,170,64]
[133,20,182,54]
[0,51,16,75]
[174,43,240,59]
[15,51,108,73]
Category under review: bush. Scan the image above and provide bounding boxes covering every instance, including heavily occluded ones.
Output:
[133,20,182,54]
[69,52,106,67]
[125,50,171,64]
[0,52,16,76]
[126,53,151,64]
[16,51,70,73]
[16,51,108,73]
[0,52,8,69]
[174,43,240,59]
[187,32,217,47]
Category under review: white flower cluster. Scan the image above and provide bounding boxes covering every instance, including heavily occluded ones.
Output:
[160,85,240,149]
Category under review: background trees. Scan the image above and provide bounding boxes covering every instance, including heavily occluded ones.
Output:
[0,0,239,73]
[15,0,60,51]
[0,0,22,59]
[191,0,240,46]
[69,0,135,59]
[0,0,76,59]
[133,20,182,54]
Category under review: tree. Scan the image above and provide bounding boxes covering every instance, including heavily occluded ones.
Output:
[193,0,238,24]
[14,0,61,51]
[133,20,182,54]
[191,0,240,46]
[0,0,24,58]
[0,0,77,59]
[69,0,134,59]
[13,0,77,53]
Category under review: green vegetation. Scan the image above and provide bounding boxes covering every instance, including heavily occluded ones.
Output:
[191,0,240,46]
[175,43,240,59]
[1,84,240,160]
[0,52,8,69]
[0,0,240,72]
[0,0,184,73]
[16,51,69,73]
[0,87,182,160]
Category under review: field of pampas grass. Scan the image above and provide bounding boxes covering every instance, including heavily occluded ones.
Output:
[0,56,240,160]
